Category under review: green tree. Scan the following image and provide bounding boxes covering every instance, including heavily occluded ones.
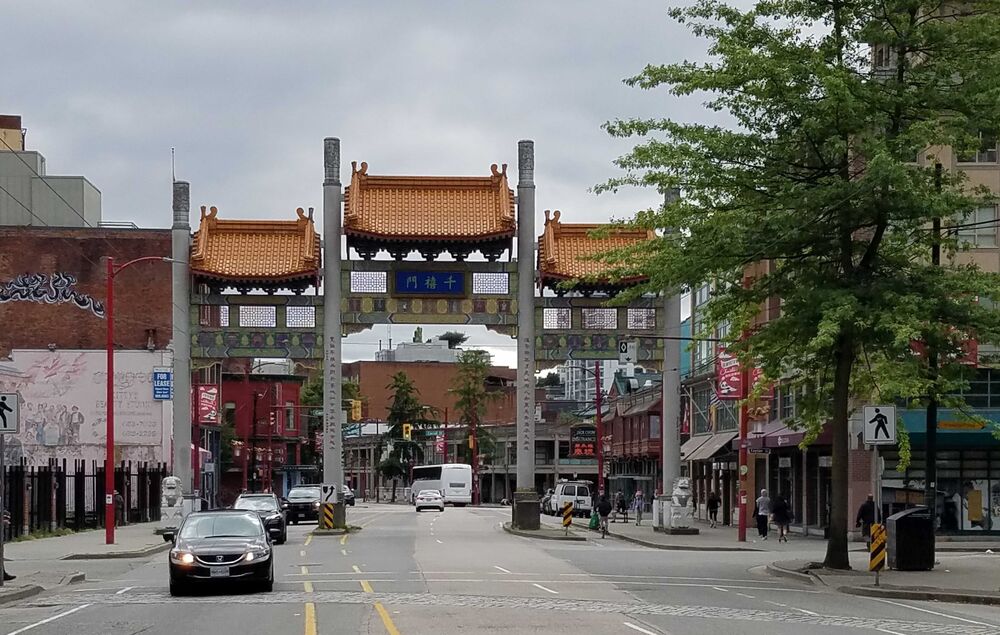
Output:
[377,456,406,503]
[299,375,362,466]
[438,331,469,349]
[537,372,561,388]
[450,350,502,470]
[381,372,437,466]
[599,0,1000,568]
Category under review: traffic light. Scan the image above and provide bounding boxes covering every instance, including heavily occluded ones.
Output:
[402,423,412,441]
[350,399,362,421]
[269,410,276,428]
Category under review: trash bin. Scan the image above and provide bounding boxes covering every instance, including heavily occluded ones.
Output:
[887,507,935,571]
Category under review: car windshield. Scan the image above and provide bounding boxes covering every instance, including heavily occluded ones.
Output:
[288,488,320,499]
[417,490,440,497]
[179,514,262,539]
[234,497,278,512]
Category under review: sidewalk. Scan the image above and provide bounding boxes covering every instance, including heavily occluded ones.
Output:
[772,551,1000,606]
[600,516,826,552]
[1,522,168,604]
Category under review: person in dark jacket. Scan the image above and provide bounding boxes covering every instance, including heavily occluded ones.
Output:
[856,494,876,543]
[706,491,721,528]
[771,494,793,542]
[2,508,13,581]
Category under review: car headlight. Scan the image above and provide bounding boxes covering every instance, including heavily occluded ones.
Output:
[170,550,195,565]
[245,546,271,562]
[312,501,320,508]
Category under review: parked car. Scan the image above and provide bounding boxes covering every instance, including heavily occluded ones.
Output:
[343,484,356,506]
[541,489,555,515]
[166,510,275,596]
[414,490,445,512]
[286,486,321,524]
[233,493,287,544]
[551,481,593,517]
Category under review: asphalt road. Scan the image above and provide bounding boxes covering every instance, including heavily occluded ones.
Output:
[3,503,1000,635]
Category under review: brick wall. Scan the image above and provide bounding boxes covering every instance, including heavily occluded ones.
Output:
[0,227,173,356]
[343,360,517,424]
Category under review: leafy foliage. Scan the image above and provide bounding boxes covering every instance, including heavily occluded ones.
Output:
[599,0,1000,568]
[449,350,502,466]
[438,331,469,349]
[381,372,437,465]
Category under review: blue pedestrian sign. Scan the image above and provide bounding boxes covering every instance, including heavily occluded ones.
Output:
[152,367,173,400]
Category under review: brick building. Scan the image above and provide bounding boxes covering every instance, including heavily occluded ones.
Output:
[0,227,172,357]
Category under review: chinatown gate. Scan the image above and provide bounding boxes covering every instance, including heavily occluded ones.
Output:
[170,138,679,529]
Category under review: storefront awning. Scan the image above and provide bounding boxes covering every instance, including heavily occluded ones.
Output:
[687,431,738,462]
[765,425,831,449]
[680,435,711,461]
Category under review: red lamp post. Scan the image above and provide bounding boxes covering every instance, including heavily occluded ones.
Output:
[594,361,604,497]
[105,255,172,545]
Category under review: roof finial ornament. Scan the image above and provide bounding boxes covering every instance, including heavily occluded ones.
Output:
[200,205,207,219]
[201,205,218,220]
[351,161,368,176]
[307,207,314,220]
[544,209,560,225]
[296,207,308,221]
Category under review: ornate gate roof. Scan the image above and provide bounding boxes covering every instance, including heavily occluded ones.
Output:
[190,206,321,292]
[537,210,653,294]
[343,161,515,260]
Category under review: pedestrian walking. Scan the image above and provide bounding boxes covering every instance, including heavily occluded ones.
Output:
[754,488,771,540]
[2,509,14,581]
[707,491,721,528]
[632,491,645,526]
[771,493,793,542]
[114,490,126,528]
[856,494,876,544]
[616,490,629,524]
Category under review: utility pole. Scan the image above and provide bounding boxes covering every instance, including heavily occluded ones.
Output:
[925,162,942,524]
[737,274,752,542]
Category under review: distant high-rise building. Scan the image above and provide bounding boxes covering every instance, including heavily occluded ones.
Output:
[0,115,102,227]
[556,359,623,406]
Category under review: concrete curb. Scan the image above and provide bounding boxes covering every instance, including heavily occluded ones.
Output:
[311,526,362,537]
[839,585,1000,606]
[765,563,819,585]
[607,530,764,552]
[61,542,171,560]
[0,571,86,607]
[502,522,586,541]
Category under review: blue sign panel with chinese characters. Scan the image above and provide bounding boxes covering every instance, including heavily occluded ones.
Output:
[152,367,173,400]
[392,270,466,297]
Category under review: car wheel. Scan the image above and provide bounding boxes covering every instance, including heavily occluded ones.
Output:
[169,579,186,597]
[349,500,355,506]
[260,565,274,593]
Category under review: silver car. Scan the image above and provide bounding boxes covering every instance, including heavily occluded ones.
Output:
[414,490,445,512]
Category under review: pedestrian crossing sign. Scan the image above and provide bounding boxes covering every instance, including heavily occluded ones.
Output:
[863,405,896,446]
[0,393,19,434]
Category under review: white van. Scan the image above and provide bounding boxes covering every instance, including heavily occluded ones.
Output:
[410,463,473,506]
[551,481,593,517]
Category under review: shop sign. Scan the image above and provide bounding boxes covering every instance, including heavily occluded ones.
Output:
[570,425,597,457]
[939,420,985,430]
[778,457,792,468]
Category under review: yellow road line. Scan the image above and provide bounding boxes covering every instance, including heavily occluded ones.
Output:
[340,533,348,545]
[304,602,317,635]
[374,602,401,635]
[341,549,347,556]
[356,563,401,634]
[304,534,313,547]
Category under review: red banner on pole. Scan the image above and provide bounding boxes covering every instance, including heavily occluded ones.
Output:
[716,347,741,399]
[197,385,219,423]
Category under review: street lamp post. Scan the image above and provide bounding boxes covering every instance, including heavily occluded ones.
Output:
[594,361,604,496]
[105,255,172,545]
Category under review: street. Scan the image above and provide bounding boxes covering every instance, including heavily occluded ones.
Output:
[2,504,1000,635]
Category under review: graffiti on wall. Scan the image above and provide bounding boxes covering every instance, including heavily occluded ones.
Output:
[0,350,170,466]
[0,273,106,318]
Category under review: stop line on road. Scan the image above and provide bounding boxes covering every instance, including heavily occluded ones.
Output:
[22,591,1000,635]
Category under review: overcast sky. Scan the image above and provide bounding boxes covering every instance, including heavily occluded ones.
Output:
[5,1,708,367]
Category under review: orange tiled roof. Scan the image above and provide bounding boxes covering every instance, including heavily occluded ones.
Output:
[343,161,515,241]
[190,206,320,281]
[537,210,654,283]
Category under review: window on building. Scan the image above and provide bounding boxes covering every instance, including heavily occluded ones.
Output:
[957,205,998,248]
[558,440,570,459]
[692,310,713,374]
[770,388,780,422]
[693,387,711,434]
[958,130,999,164]
[223,402,236,427]
[781,388,794,419]
[717,401,738,431]
[285,401,296,431]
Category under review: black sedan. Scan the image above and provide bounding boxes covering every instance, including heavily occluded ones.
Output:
[286,486,321,524]
[233,494,287,544]
[166,510,275,596]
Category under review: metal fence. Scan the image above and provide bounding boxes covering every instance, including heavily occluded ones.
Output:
[2,459,167,541]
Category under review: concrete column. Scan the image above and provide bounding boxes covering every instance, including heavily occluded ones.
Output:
[322,138,345,526]
[516,139,536,492]
[661,188,682,498]
[171,181,192,494]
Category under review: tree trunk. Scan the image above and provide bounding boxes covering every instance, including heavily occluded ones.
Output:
[824,330,855,570]
[391,479,397,503]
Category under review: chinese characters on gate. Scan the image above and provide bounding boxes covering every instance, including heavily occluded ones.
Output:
[393,271,466,296]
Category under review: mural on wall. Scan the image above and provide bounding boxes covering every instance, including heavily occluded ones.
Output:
[0,273,106,318]
[0,350,170,466]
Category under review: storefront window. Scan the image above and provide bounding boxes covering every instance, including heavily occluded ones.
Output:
[716,401,738,431]
[882,449,1000,532]
[693,387,711,434]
